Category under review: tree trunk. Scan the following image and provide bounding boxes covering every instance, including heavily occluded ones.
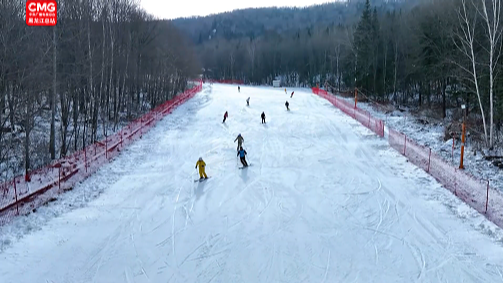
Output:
[383,43,387,99]
[442,79,447,119]
[97,18,106,143]
[24,92,32,181]
[50,25,57,159]
[457,0,489,145]
[88,17,94,143]
[479,0,502,148]
[393,42,398,103]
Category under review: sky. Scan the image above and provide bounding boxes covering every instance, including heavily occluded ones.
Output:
[139,0,335,20]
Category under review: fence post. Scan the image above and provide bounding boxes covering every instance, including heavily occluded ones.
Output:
[13,179,18,215]
[140,117,143,138]
[403,135,407,155]
[452,134,455,163]
[454,168,457,196]
[354,88,357,109]
[58,166,61,191]
[486,180,489,214]
[427,148,431,172]
[105,136,108,159]
[459,122,466,169]
[84,147,87,173]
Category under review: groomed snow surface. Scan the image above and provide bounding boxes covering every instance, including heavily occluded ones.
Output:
[1,84,503,282]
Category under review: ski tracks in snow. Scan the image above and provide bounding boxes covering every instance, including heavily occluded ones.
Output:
[5,86,503,283]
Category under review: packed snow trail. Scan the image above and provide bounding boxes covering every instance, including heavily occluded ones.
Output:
[1,84,503,283]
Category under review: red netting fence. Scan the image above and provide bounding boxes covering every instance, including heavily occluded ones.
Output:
[0,81,203,225]
[389,128,503,227]
[313,87,503,229]
[312,87,384,137]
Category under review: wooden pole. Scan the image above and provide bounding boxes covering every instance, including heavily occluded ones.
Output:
[486,180,489,213]
[354,88,357,108]
[459,119,466,169]
[84,147,87,173]
[427,148,431,172]
[404,135,407,155]
[13,179,18,215]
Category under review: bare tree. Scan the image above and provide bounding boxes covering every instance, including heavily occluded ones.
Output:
[0,0,200,182]
[453,0,489,145]
[478,0,503,148]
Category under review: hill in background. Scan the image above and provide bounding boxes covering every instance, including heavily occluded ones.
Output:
[171,0,420,44]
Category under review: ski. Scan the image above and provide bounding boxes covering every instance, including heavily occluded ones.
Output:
[194,177,211,182]
[238,164,252,169]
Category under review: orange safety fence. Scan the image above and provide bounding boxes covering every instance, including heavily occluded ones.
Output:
[0,81,203,225]
[312,87,384,137]
[312,87,503,229]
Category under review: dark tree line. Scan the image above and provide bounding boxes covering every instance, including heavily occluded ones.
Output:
[180,0,503,150]
[0,0,199,181]
[173,0,421,45]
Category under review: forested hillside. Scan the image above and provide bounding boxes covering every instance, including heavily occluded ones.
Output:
[0,0,199,181]
[173,0,419,44]
[173,0,503,151]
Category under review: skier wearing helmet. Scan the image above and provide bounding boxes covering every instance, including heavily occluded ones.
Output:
[195,157,208,179]
[237,146,248,167]
[234,133,244,151]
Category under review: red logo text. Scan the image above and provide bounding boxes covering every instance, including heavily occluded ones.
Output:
[26,0,57,26]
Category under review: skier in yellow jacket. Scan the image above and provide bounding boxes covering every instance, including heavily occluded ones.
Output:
[195,157,208,179]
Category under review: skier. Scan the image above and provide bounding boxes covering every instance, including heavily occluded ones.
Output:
[284,88,287,94]
[246,97,250,106]
[237,146,248,167]
[290,91,294,98]
[285,101,290,111]
[238,86,240,92]
[261,112,266,124]
[195,157,208,179]
[234,133,244,151]
[223,111,228,123]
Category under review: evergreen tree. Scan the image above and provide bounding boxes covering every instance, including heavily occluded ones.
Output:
[371,7,381,95]
[354,0,373,91]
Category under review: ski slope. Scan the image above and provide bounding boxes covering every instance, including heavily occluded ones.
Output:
[1,84,503,282]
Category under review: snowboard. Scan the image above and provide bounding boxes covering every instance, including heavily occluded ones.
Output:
[194,177,211,182]
[239,164,252,169]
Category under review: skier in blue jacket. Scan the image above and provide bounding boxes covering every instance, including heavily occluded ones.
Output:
[237,146,248,167]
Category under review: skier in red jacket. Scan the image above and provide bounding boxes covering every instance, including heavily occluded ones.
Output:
[223,111,228,123]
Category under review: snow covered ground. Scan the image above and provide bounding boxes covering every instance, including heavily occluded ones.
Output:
[1,84,503,282]
[351,97,503,192]
[0,82,198,183]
